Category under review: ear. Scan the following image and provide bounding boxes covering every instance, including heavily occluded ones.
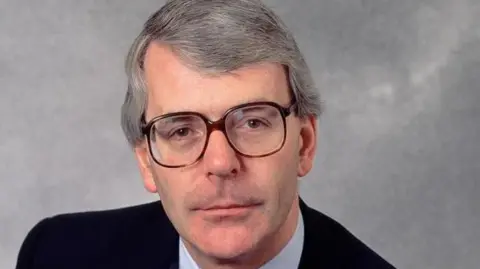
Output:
[134,143,157,193]
[297,115,318,177]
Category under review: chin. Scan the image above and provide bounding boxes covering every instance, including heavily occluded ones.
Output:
[192,223,263,260]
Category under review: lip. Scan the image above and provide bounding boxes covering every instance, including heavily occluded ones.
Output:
[196,202,262,217]
[204,204,256,210]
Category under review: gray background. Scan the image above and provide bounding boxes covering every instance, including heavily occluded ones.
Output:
[1,0,479,268]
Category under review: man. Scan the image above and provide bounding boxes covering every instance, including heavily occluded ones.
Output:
[16,0,395,268]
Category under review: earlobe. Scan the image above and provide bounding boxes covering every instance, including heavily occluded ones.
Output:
[134,145,157,193]
[297,115,318,177]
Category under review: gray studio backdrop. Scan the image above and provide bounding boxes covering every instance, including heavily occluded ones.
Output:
[1,0,479,268]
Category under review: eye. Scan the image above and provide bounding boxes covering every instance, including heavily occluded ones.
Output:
[242,118,269,129]
[247,119,262,128]
[170,127,192,138]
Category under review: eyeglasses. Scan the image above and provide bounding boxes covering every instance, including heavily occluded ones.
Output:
[141,101,296,168]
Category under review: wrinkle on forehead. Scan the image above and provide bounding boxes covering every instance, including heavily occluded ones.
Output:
[143,43,290,121]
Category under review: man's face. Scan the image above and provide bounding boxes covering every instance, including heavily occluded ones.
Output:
[135,43,316,260]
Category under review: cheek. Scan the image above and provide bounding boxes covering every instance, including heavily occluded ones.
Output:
[152,166,193,196]
[270,133,301,197]
[243,137,300,196]
[151,168,190,218]
[276,129,301,175]
[243,147,299,230]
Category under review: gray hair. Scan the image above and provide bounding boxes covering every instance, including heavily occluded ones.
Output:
[121,0,322,147]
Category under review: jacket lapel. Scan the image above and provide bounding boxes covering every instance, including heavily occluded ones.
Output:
[143,201,180,269]
[168,261,179,269]
[297,197,326,269]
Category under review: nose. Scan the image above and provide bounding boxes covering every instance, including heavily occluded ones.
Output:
[202,130,240,178]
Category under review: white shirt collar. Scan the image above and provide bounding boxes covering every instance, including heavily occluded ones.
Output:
[179,211,304,269]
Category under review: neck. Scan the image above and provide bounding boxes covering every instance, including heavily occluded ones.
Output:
[184,195,301,269]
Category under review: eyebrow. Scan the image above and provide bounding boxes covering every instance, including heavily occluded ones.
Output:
[163,115,199,123]
[159,97,272,115]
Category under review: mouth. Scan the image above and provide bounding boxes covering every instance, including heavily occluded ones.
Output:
[195,202,262,218]
[205,204,257,210]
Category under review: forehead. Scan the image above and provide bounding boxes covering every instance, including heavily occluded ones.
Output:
[142,43,291,119]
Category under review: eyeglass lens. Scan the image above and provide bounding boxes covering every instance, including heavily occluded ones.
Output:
[148,104,285,166]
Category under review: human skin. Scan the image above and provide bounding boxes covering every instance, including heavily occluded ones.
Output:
[134,43,317,269]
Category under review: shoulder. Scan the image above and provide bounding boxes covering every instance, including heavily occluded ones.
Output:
[299,199,396,268]
[16,201,179,269]
[27,201,169,243]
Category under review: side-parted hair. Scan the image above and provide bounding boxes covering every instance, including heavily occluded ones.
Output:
[121,0,322,147]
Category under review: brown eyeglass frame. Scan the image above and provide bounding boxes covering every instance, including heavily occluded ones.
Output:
[141,101,296,168]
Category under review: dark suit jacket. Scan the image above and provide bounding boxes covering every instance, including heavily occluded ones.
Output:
[16,198,395,269]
